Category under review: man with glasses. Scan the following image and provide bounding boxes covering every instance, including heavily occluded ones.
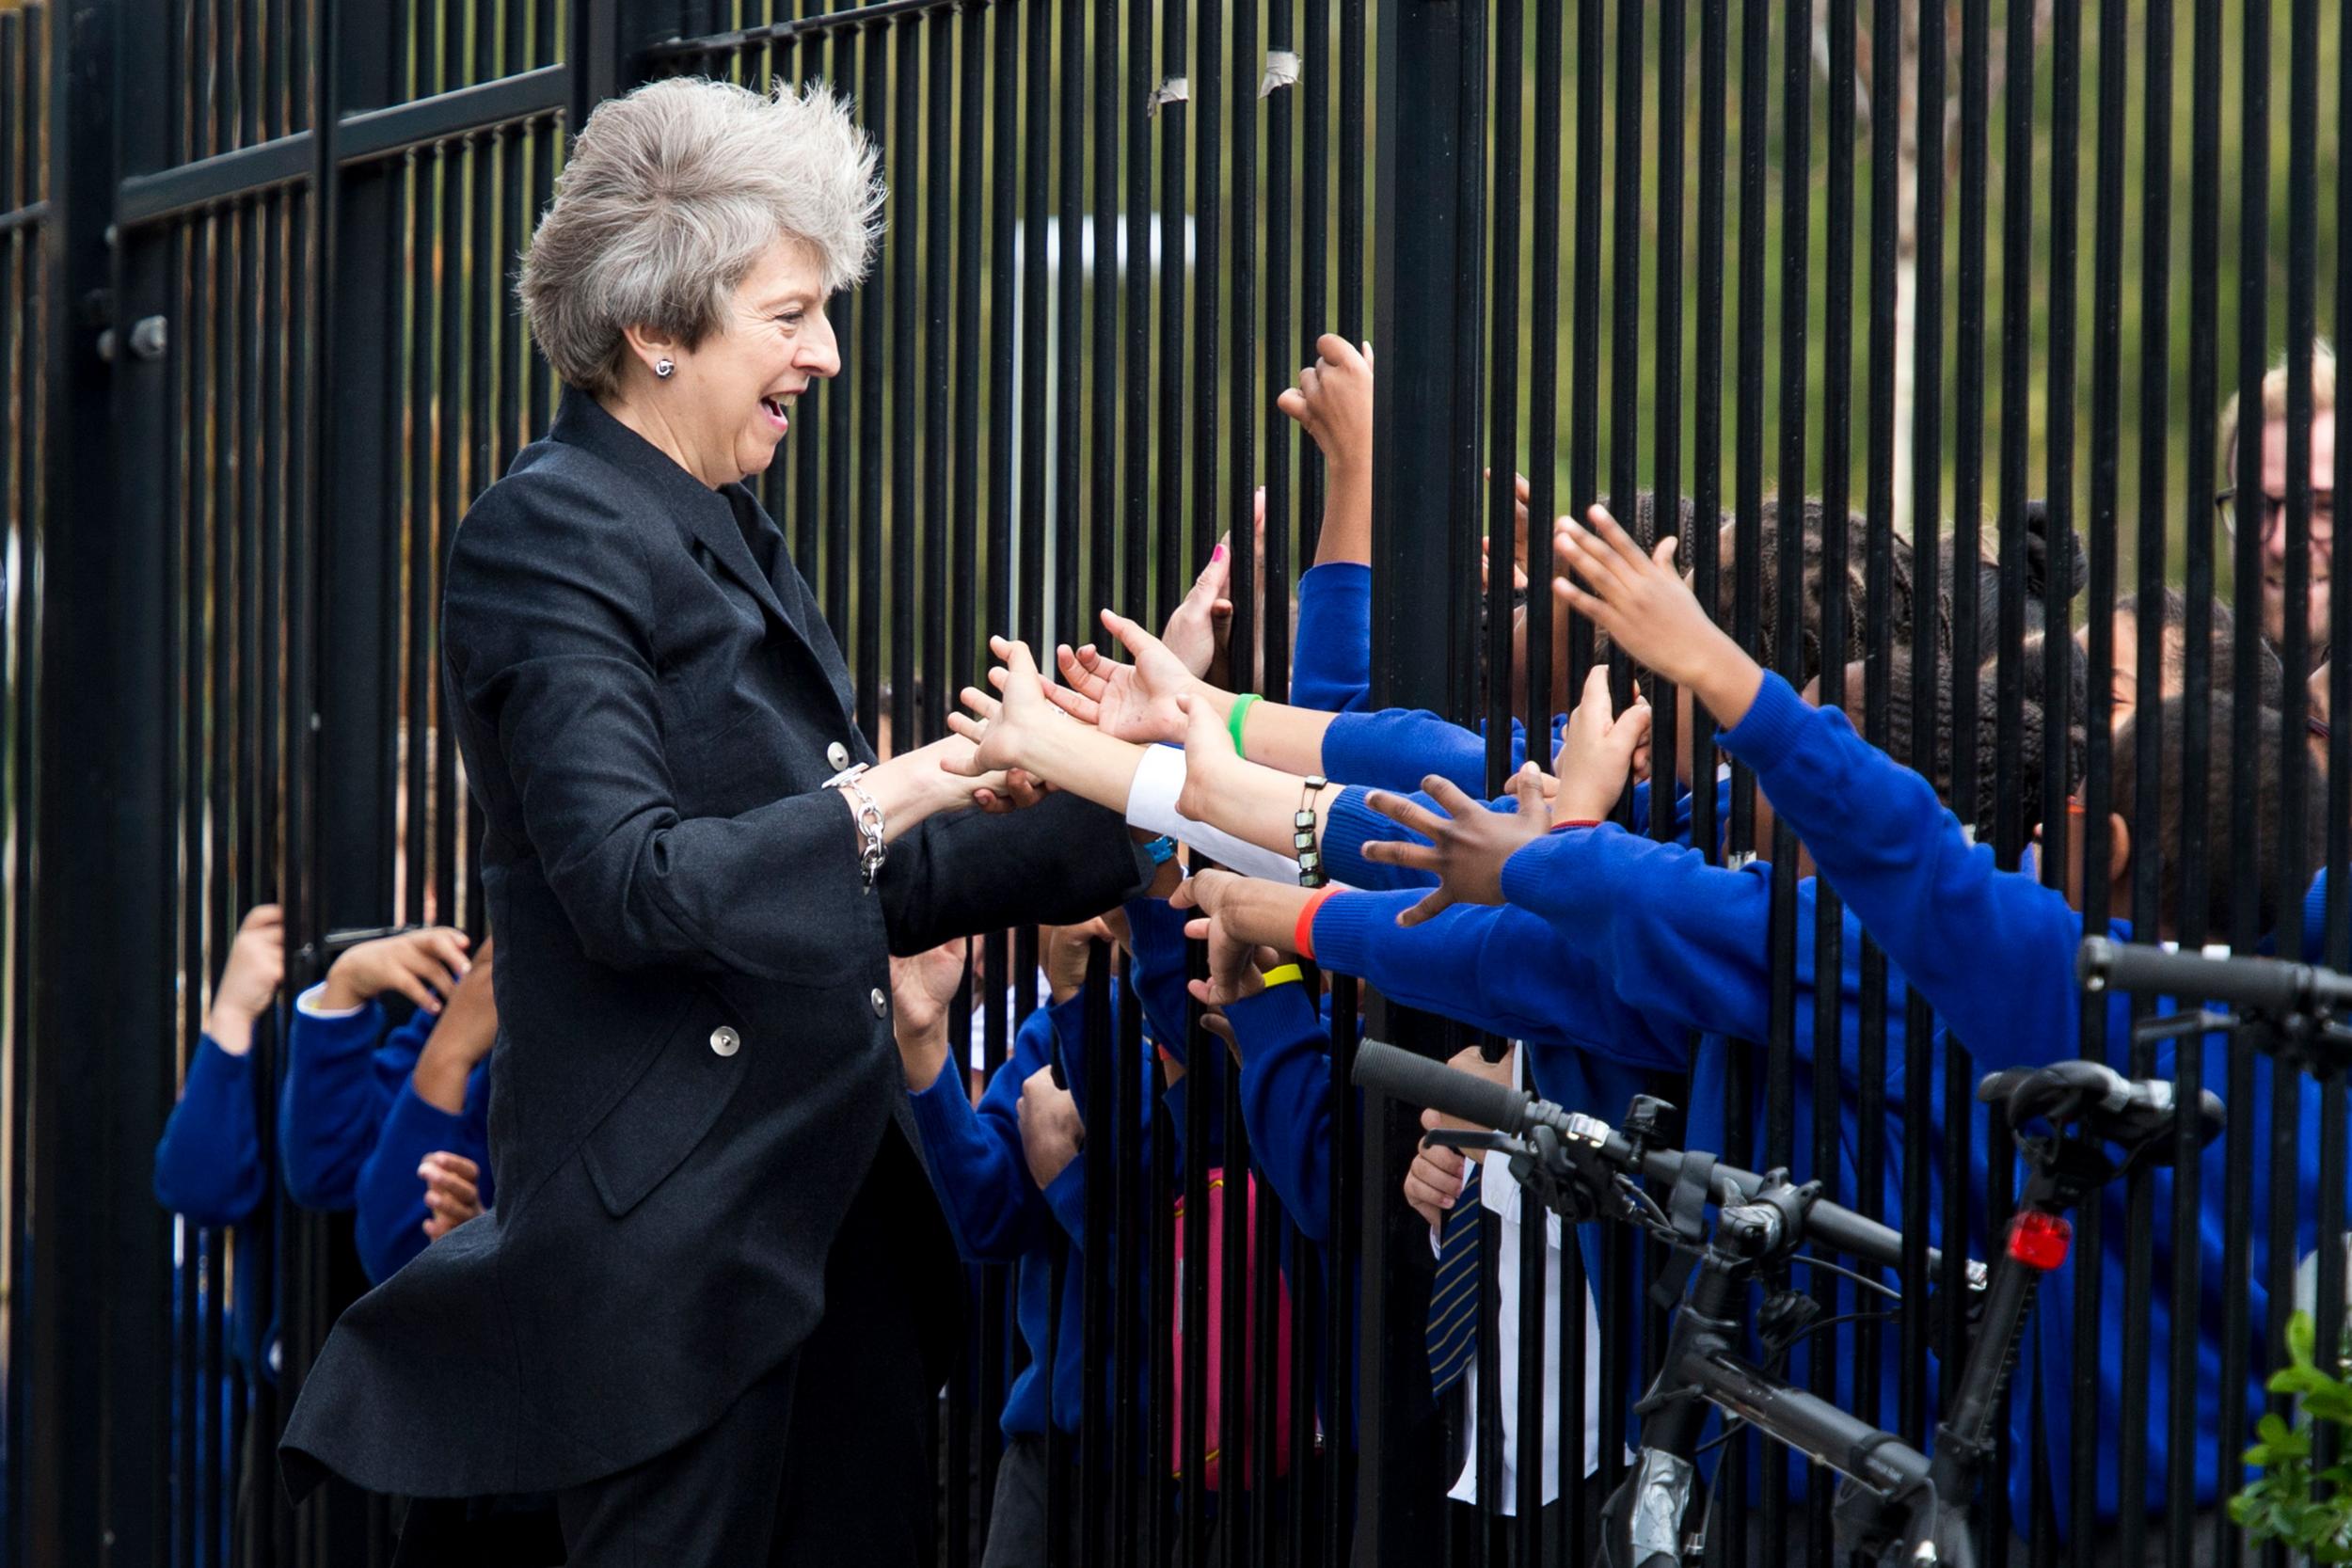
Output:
[2216,343,2337,668]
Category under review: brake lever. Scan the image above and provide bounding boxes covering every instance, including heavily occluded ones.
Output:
[1422,1130,1520,1157]
[2131,1008,2238,1046]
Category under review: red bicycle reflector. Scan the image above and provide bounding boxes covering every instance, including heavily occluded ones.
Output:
[2006,1212,2073,1272]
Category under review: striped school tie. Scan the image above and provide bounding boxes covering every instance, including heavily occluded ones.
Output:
[1425,1162,1484,1398]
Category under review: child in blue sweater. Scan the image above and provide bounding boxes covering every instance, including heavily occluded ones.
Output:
[1553,501,2332,1539]
[152,903,285,1380]
[901,883,1196,1565]
[351,939,499,1283]
[1277,332,1376,715]
[284,927,497,1284]
[280,924,477,1210]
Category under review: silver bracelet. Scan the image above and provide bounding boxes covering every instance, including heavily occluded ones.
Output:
[829,764,888,890]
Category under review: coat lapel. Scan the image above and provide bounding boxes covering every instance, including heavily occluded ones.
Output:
[547,389,804,651]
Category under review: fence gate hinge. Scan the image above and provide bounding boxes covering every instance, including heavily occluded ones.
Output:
[97,314,167,364]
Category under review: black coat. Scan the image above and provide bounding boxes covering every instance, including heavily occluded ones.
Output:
[280,389,1150,1499]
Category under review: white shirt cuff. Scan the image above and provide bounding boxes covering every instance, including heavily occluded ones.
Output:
[294,981,367,1021]
[1127,743,1352,887]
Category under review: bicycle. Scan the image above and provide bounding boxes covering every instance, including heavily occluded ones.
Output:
[1351,1037,2223,1567]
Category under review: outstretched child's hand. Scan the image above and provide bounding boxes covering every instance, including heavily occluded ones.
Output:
[1552,505,1765,729]
[1156,535,1235,679]
[949,638,1072,782]
[1172,690,1251,827]
[1276,334,1373,473]
[1359,766,1553,927]
[1479,472,1533,593]
[1051,610,1201,745]
[1170,868,1289,1007]
[1552,665,1652,823]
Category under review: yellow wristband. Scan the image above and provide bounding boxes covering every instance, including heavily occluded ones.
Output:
[1259,963,1305,990]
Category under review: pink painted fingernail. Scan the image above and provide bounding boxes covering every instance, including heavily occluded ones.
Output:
[1211,543,1229,563]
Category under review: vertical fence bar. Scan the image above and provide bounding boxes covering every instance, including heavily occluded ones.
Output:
[2166,2,2221,1559]
[1565,0,1600,695]
[1899,0,1946,1463]
[1335,0,1362,343]
[1296,0,1327,566]
[888,14,918,758]
[1854,0,1900,1510]
[1767,4,1811,1550]
[2319,0,2352,1533]
[2084,2,2134,1560]
[1812,0,1857,1556]
[1364,5,1485,1560]
[1524,0,1560,756]
[854,24,886,749]
[31,0,178,1551]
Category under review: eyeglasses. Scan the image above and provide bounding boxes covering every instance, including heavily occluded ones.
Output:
[2214,485,2336,545]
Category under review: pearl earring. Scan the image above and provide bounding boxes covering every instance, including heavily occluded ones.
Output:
[654,357,675,379]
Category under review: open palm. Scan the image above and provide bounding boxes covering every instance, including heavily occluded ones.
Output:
[1050,610,1198,744]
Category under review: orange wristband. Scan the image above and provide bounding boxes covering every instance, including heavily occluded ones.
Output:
[1294,887,1341,960]
[1551,819,1601,832]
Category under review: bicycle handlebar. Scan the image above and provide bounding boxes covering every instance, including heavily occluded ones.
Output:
[1352,1038,1937,1277]
[1347,1037,1541,1135]
[1977,1056,2225,1166]
[2079,934,2352,1017]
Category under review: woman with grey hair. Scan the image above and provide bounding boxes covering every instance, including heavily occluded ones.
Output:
[279,76,1151,1567]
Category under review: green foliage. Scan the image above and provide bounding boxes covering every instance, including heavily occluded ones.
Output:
[2233,1313,2352,1559]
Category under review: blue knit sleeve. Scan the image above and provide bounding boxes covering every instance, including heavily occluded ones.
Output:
[1223,982,1337,1242]
[153,1034,268,1227]
[1320,709,1573,797]
[1122,893,1196,1064]
[1714,670,2082,1068]
[908,1010,1056,1263]
[1309,892,1686,1069]
[278,995,403,1211]
[353,1080,479,1284]
[1288,562,1374,714]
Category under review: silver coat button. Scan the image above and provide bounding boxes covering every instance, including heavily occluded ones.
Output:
[870,987,889,1019]
[828,741,850,770]
[709,1025,740,1057]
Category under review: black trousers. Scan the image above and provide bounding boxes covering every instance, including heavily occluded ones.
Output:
[550,1126,961,1568]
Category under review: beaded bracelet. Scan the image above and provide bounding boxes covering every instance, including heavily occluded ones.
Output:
[1294,774,1331,888]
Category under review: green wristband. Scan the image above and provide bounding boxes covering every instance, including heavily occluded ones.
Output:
[1227,693,1262,756]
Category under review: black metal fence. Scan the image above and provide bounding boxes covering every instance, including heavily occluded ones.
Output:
[2,0,2346,1565]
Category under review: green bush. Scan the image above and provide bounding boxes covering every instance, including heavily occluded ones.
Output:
[2233,1311,2352,1559]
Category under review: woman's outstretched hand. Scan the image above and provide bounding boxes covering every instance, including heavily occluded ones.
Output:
[1049,609,1205,745]
[1360,767,1553,927]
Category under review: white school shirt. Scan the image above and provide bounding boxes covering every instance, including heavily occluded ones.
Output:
[1443,1049,1610,1514]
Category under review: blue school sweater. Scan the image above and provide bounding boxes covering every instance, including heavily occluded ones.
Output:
[1498,825,1995,1429]
[1717,668,2343,1530]
[354,1063,495,1285]
[912,982,1157,1439]
[1321,708,1574,797]
[1316,775,1723,895]
[1222,983,1341,1243]
[1290,562,1374,715]
[154,1028,279,1381]
[155,1033,269,1227]
[1309,893,1687,1077]
[278,990,437,1210]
